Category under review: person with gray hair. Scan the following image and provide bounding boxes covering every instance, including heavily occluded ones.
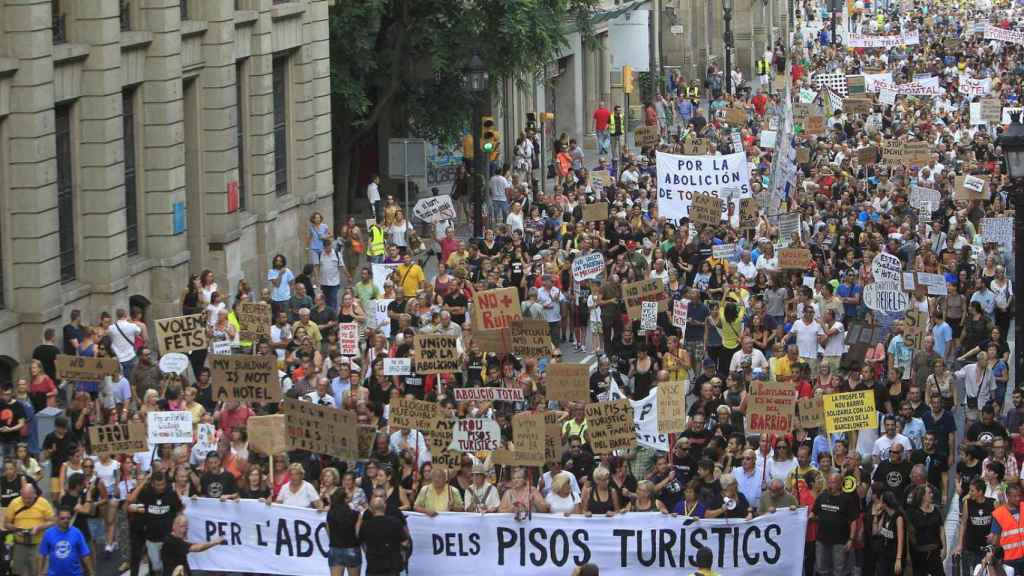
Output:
[757,478,797,515]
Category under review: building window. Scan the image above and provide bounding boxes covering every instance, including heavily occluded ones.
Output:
[123,89,139,256]
[55,105,76,283]
[180,0,188,21]
[120,0,131,31]
[236,62,247,211]
[52,0,67,44]
[272,55,289,197]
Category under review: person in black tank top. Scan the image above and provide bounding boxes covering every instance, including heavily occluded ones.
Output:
[582,467,620,516]
[956,479,995,576]
[872,492,905,576]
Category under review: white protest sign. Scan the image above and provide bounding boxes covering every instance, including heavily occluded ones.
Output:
[985,24,1024,46]
[147,411,194,444]
[777,213,802,247]
[448,418,501,452]
[185,497,809,576]
[865,72,895,93]
[879,88,896,106]
[372,263,400,293]
[338,323,359,356]
[909,184,940,209]
[373,299,393,338]
[871,252,903,282]
[655,151,751,226]
[731,129,744,155]
[383,357,411,376]
[863,281,911,313]
[640,301,658,331]
[970,102,987,126]
[413,195,456,223]
[982,217,1013,249]
[759,130,778,149]
[672,299,689,329]
[452,388,526,403]
[571,252,605,282]
[799,88,818,103]
[963,175,987,194]
[712,243,737,260]
[158,352,190,375]
[959,76,992,96]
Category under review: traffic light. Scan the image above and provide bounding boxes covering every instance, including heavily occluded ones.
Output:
[526,112,537,132]
[481,116,497,154]
[623,65,634,95]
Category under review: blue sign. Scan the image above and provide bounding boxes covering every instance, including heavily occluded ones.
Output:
[173,202,186,235]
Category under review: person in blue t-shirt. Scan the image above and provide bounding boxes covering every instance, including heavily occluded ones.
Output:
[38,506,91,576]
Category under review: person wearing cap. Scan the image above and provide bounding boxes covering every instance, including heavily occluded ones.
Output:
[463,465,500,513]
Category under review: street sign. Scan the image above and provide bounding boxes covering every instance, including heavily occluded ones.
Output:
[670,25,684,35]
[387,138,428,179]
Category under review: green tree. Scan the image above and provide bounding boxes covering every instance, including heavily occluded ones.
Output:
[329,0,597,219]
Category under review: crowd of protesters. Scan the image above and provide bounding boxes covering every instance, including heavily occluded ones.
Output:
[3,0,1023,575]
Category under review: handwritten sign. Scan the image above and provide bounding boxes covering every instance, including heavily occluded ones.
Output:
[747,380,795,434]
[545,364,590,404]
[634,125,659,148]
[448,418,501,452]
[689,193,723,227]
[383,357,411,376]
[571,252,605,282]
[980,98,1002,123]
[581,202,609,223]
[338,323,359,356]
[154,314,208,354]
[804,115,825,134]
[471,287,521,331]
[656,381,686,434]
[281,399,358,460]
[510,413,546,466]
[871,252,903,283]
[147,411,194,445]
[389,396,442,431]
[472,329,511,354]
[585,400,636,454]
[672,299,689,329]
[722,107,747,125]
[982,217,1013,249]
[823,390,878,434]
[56,355,119,381]
[681,138,708,155]
[413,194,456,223]
[510,319,551,358]
[797,396,825,429]
[856,145,878,166]
[413,334,460,374]
[955,174,989,200]
[236,301,272,341]
[209,355,280,403]
[89,423,147,456]
[778,248,812,269]
[863,281,911,313]
[622,278,668,319]
[640,301,658,331]
[452,387,525,403]
[591,171,613,195]
[739,197,759,230]
[247,414,288,456]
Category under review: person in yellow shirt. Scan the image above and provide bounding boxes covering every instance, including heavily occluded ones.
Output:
[2,484,55,576]
[773,344,801,382]
[413,467,464,515]
[396,252,425,298]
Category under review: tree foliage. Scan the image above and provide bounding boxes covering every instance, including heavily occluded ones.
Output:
[329,0,599,150]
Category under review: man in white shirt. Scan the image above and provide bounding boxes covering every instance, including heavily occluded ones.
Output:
[788,307,823,374]
[303,377,336,407]
[732,448,763,508]
[956,351,994,427]
[107,309,140,377]
[367,174,381,219]
[818,309,845,374]
[872,414,913,464]
[270,311,292,361]
[735,251,758,282]
[729,337,769,377]
[488,167,511,224]
[537,275,563,345]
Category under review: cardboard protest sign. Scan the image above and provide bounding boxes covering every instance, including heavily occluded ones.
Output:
[856,146,878,166]
[154,314,208,354]
[881,141,903,164]
[747,380,796,434]
[797,396,825,429]
[338,323,359,356]
[585,400,636,454]
[581,202,609,223]
[448,418,501,452]
[640,301,659,331]
[778,248,812,269]
[412,195,455,223]
[681,138,708,155]
[544,411,564,462]
[236,301,272,341]
[509,413,546,466]
[383,357,412,376]
[56,355,119,381]
[689,193,723,227]
[89,423,147,456]
[824,390,878,434]
[357,424,376,459]
[281,399,358,460]
[453,387,525,403]
[426,418,455,459]
[955,174,989,200]
[471,287,521,331]
[796,147,811,164]
[389,396,442,431]
[472,328,512,354]
[904,141,930,165]
[209,354,280,403]
[590,171,613,195]
[147,411,194,444]
[634,125,659,148]
[571,252,605,282]
[843,96,872,114]
[980,98,1002,123]
[509,319,551,358]
[804,115,825,134]
[621,278,668,319]
[247,414,288,456]
[545,364,590,404]
[656,381,686,434]
[722,107,747,125]
[739,197,759,230]
[903,309,928,351]
[413,334,460,374]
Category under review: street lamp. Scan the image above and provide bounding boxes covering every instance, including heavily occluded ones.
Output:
[464,53,489,238]
[996,112,1024,376]
[723,0,733,96]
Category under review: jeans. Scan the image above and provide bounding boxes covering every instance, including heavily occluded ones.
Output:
[548,321,561,345]
[816,542,850,576]
[120,358,137,381]
[596,130,610,154]
[322,284,340,312]
[146,540,164,573]
[372,200,381,220]
[960,549,982,576]
[367,254,384,264]
[492,200,510,225]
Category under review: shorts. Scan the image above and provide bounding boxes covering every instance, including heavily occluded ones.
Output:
[309,248,323,265]
[12,543,36,576]
[590,320,603,335]
[329,546,363,568]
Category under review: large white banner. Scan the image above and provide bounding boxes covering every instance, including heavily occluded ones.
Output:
[186,498,807,576]
[410,509,808,576]
[847,30,920,47]
[655,151,751,225]
[985,24,1024,46]
[959,76,992,97]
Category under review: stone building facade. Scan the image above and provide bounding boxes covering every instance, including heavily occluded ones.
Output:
[0,0,333,378]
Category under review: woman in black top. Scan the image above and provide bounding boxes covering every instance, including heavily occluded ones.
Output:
[181,274,202,316]
[872,491,905,576]
[582,467,620,517]
[239,466,271,501]
[327,490,362,576]
[906,484,945,576]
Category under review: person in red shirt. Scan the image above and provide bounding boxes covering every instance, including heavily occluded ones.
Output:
[593,102,611,155]
[216,401,253,438]
[751,90,769,116]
